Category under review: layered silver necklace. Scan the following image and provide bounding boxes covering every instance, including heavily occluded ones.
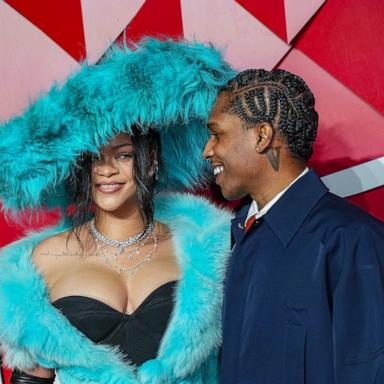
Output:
[89,218,158,275]
[89,218,154,254]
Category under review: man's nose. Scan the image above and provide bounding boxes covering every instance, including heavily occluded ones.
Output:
[203,137,214,160]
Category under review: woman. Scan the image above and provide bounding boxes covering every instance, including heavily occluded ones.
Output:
[0,39,235,383]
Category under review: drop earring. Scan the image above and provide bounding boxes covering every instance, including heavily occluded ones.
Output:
[153,159,159,180]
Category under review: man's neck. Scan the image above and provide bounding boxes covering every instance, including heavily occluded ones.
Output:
[250,165,307,210]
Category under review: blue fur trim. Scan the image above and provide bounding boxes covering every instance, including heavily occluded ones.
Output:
[0,223,138,383]
[0,194,231,383]
[0,39,235,213]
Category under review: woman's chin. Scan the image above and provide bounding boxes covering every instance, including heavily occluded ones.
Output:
[94,196,138,214]
[94,199,126,213]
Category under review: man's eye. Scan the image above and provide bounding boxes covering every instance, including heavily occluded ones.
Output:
[211,133,219,141]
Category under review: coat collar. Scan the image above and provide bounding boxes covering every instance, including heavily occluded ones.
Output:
[0,193,231,383]
[264,169,328,246]
[232,170,328,247]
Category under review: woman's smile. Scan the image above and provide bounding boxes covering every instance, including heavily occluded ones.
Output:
[96,182,125,194]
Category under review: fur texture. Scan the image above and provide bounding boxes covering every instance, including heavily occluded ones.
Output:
[0,193,231,383]
[0,39,235,213]
[0,38,234,383]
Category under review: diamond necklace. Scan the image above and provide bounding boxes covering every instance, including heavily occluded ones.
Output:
[88,220,158,275]
[114,230,158,275]
[89,218,154,254]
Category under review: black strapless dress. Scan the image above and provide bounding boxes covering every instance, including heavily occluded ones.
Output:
[52,281,177,366]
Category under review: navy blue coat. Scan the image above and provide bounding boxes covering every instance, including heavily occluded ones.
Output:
[220,170,384,384]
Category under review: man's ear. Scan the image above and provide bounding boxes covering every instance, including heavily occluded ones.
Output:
[251,122,274,153]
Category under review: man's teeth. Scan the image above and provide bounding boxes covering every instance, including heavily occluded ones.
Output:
[213,166,224,176]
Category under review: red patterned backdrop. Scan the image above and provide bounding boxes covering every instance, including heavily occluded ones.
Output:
[1,1,384,382]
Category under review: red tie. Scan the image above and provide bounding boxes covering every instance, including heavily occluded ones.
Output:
[244,214,257,233]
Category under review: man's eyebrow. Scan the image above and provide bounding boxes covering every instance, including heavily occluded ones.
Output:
[207,122,219,130]
[110,142,133,149]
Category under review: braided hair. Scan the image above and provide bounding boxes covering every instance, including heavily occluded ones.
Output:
[221,69,318,162]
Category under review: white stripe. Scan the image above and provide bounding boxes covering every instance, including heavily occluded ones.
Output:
[321,156,384,197]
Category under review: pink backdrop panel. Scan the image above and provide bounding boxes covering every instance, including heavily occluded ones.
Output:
[181,0,291,71]
[284,0,324,43]
[4,0,86,61]
[82,0,145,64]
[0,2,79,121]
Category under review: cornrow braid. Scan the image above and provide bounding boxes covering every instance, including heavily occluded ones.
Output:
[221,69,318,162]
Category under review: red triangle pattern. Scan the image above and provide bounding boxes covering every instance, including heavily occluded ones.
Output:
[117,0,183,44]
[4,0,86,62]
[2,368,10,384]
[236,0,287,42]
[348,186,384,222]
[295,0,384,115]
[0,206,60,248]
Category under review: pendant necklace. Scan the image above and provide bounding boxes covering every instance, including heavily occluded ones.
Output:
[89,218,158,275]
[89,217,153,254]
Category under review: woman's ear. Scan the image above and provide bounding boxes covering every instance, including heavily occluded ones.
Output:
[149,159,159,179]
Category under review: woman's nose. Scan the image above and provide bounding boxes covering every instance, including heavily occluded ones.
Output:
[94,157,118,177]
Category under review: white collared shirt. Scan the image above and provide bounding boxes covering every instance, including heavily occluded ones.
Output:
[245,168,309,224]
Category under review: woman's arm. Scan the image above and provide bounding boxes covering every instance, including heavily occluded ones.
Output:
[10,367,55,383]
[26,367,55,379]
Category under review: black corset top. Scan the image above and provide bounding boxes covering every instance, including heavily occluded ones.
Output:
[52,281,177,367]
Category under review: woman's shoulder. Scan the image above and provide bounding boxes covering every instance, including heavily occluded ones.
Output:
[34,229,70,249]
[32,225,88,272]
[31,229,70,275]
[32,229,69,261]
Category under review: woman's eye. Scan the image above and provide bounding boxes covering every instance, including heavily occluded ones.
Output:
[211,133,219,141]
[91,154,103,162]
[116,152,133,160]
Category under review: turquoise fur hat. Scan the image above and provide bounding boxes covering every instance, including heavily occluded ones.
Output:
[0,38,235,214]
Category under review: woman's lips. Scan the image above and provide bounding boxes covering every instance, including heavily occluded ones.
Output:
[96,183,124,193]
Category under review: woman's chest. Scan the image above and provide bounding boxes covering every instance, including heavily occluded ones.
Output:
[45,254,180,314]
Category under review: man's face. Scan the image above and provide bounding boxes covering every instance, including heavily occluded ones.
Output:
[203,93,261,200]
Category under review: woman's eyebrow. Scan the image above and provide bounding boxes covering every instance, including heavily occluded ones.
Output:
[110,142,133,149]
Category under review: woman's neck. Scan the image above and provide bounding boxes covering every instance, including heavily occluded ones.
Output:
[94,207,145,241]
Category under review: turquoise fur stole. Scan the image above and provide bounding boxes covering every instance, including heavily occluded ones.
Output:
[0,193,231,383]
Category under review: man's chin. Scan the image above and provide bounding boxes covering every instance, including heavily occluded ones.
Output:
[221,188,247,202]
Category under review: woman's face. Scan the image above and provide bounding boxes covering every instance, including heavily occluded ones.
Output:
[91,133,137,213]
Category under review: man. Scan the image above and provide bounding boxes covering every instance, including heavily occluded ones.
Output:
[203,69,384,383]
